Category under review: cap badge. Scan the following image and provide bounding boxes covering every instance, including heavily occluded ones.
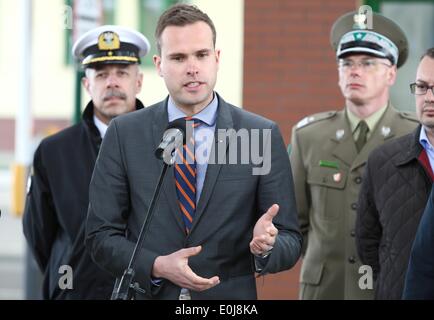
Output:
[353,13,368,30]
[353,32,367,41]
[98,31,120,51]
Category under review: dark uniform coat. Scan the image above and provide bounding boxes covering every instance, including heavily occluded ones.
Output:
[290,104,418,299]
[23,100,144,299]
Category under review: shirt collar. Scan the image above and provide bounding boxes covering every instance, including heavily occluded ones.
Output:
[347,104,388,134]
[167,93,218,126]
[419,126,434,150]
[93,115,108,139]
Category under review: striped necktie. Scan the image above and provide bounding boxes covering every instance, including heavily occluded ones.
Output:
[174,117,202,234]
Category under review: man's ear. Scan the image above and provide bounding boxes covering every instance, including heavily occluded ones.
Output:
[388,65,397,86]
[153,55,163,77]
[136,71,144,94]
[82,76,91,94]
[215,48,221,71]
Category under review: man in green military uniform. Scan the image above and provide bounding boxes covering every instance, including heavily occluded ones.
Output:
[290,11,419,299]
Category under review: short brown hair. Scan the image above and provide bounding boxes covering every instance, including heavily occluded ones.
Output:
[155,3,216,54]
[421,47,434,60]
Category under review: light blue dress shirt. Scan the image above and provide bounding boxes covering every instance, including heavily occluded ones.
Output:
[419,127,434,172]
[167,93,218,204]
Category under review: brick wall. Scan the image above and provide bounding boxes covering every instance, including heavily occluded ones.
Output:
[244,0,359,299]
[244,0,360,145]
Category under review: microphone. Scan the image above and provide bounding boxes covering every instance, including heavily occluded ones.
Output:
[114,121,188,299]
[155,119,187,163]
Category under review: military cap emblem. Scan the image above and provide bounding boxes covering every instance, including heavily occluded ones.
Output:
[98,31,120,51]
[353,32,366,41]
[353,13,368,30]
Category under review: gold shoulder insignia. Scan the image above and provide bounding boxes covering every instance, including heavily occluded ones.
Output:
[296,111,337,129]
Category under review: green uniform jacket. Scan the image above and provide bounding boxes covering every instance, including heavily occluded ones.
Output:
[290,104,418,300]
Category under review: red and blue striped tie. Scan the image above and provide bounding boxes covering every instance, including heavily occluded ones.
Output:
[174,117,202,234]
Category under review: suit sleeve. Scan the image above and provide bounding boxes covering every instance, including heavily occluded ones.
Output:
[85,120,160,297]
[256,123,302,275]
[403,187,434,299]
[289,127,309,255]
[355,157,381,278]
[22,143,58,271]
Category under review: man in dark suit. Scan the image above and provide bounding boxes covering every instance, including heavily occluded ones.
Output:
[23,25,150,299]
[85,4,302,300]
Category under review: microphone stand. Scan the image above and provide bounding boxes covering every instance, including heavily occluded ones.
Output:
[111,163,169,300]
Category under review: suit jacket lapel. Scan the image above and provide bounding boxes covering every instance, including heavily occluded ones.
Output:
[351,103,397,171]
[189,95,233,235]
[152,97,185,233]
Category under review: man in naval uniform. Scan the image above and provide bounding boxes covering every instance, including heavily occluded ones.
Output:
[23,25,150,299]
[290,11,419,299]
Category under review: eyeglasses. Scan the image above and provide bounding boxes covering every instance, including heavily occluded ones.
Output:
[338,59,393,71]
[410,83,434,95]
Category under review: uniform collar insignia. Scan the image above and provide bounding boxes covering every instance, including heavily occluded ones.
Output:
[336,129,345,140]
[381,126,391,138]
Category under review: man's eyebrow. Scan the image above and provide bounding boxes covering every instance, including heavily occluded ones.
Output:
[167,49,211,57]
[196,49,210,54]
[168,52,187,58]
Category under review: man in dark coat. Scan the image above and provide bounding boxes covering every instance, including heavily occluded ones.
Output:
[22,25,150,299]
[356,47,434,299]
[403,185,434,300]
[403,48,434,300]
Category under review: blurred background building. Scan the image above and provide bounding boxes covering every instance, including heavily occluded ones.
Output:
[0,0,433,300]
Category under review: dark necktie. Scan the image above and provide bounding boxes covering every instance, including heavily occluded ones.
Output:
[174,117,202,234]
[355,120,369,152]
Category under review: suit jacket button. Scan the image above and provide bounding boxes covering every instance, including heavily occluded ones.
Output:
[351,203,357,210]
[354,177,362,184]
[350,230,356,237]
[348,256,356,264]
